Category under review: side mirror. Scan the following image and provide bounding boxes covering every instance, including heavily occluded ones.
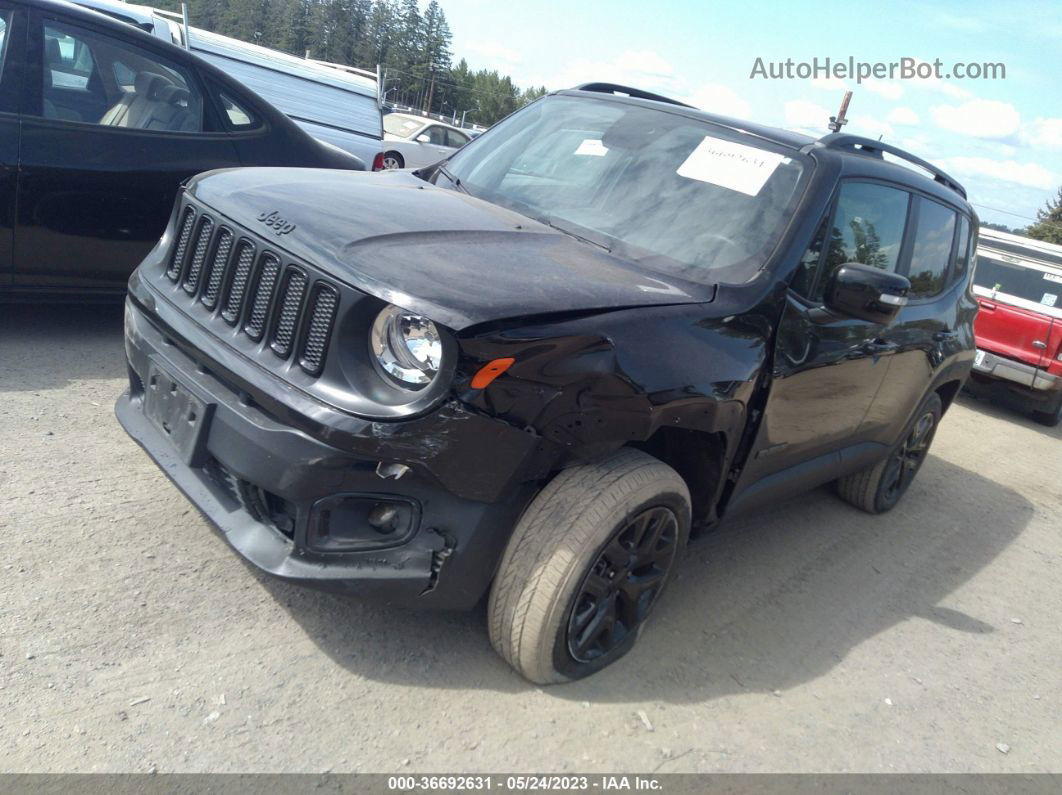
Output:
[825,263,910,324]
[415,133,430,143]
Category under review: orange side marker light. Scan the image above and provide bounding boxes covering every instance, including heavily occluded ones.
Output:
[470,357,515,389]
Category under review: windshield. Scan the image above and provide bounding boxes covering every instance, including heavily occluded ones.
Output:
[443,95,808,283]
[975,253,1062,308]
[384,114,424,138]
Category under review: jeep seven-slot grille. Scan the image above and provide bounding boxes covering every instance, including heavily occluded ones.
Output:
[163,204,339,377]
[244,254,280,341]
[182,216,214,294]
[166,207,196,280]
[200,228,233,309]
[300,284,339,376]
[271,269,308,358]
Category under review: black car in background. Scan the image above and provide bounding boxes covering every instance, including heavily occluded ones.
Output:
[0,0,362,299]
[116,85,978,684]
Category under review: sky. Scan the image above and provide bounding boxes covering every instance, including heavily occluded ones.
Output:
[438,0,1062,229]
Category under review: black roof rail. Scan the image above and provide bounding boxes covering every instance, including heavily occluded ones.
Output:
[815,133,967,199]
[572,82,694,109]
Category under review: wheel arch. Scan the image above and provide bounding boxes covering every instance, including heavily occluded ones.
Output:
[935,378,963,414]
[630,426,729,528]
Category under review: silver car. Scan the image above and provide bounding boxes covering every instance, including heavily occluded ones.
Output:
[381,112,472,169]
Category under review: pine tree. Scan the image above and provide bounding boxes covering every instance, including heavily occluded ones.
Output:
[1026,187,1062,245]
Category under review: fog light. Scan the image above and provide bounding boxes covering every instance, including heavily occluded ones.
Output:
[307,494,419,552]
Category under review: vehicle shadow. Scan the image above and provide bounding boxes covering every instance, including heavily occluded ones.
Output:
[0,302,126,392]
[955,388,1062,440]
[258,454,1032,701]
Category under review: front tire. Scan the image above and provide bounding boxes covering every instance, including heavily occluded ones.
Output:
[836,392,942,514]
[488,449,691,685]
[381,151,404,170]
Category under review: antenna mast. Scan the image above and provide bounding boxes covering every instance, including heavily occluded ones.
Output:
[828,90,853,133]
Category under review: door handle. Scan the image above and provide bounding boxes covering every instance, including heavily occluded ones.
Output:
[1033,340,1047,349]
[861,338,899,355]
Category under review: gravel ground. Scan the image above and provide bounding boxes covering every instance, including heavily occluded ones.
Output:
[1,303,1059,773]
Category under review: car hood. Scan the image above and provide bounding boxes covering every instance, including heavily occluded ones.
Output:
[188,168,713,330]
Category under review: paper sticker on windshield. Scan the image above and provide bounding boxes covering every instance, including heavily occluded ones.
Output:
[677,137,785,196]
[1042,293,1058,307]
[1043,272,1062,284]
[574,139,608,157]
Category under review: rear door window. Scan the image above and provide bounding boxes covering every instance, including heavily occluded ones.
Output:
[46,27,95,89]
[906,198,957,298]
[40,21,204,132]
[812,181,911,301]
[445,128,469,148]
[425,125,448,146]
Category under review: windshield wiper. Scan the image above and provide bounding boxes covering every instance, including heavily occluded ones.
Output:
[436,164,468,194]
[543,218,612,253]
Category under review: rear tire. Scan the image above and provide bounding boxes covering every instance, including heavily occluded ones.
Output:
[1031,392,1062,427]
[488,449,691,685]
[837,392,942,514]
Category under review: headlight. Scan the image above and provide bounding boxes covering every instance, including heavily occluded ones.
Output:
[370,304,443,390]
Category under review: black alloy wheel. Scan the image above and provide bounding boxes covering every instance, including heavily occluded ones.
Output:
[566,506,679,663]
[881,409,937,505]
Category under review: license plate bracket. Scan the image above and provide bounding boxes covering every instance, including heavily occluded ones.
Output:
[144,362,213,466]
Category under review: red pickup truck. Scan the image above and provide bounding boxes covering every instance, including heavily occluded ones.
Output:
[970,229,1062,426]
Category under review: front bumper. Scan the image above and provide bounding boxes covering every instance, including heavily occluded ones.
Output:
[116,298,544,609]
[973,348,1060,393]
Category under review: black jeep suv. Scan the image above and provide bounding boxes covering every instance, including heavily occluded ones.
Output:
[116,84,978,683]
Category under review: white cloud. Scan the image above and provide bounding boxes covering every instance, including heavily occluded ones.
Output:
[905,58,973,99]
[549,49,675,93]
[783,99,831,131]
[850,115,894,139]
[682,83,751,118]
[887,107,921,126]
[1027,117,1062,150]
[864,80,904,100]
[937,156,1057,189]
[463,41,523,68]
[930,99,1022,139]
[810,76,849,92]
[931,12,987,32]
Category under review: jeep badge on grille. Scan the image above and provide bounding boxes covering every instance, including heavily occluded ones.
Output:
[257,210,296,236]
